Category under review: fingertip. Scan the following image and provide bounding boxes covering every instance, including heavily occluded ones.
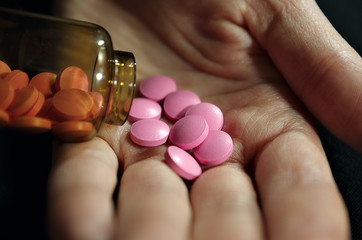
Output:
[47,137,118,239]
[47,188,115,240]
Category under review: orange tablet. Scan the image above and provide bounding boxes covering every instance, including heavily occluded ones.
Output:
[0,80,15,110]
[52,88,94,120]
[4,69,29,90]
[0,109,9,127]
[88,91,104,120]
[0,60,11,75]
[29,72,56,97]
[7,86,39,117]
[24,92,45,117]
[9,116,52,133]
[55,66,89,92]
[52,120,96,142]
[37,97,58,124]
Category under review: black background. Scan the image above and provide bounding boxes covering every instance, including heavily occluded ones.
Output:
[0,0,361,239]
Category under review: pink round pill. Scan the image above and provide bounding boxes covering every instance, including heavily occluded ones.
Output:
[130,119,169,147]
[185,102,224,130]
[140,75,177,102]
[128,97,162,123]
[169,115,209,150]
[165,146,202,180]
[163,90,201,121]
[193,130,233,166]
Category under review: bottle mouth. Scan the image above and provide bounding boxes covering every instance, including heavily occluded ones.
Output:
[104,50,136,125]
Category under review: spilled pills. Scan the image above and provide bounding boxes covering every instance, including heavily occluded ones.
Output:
[129,75,234,180]
[1,56,233,179]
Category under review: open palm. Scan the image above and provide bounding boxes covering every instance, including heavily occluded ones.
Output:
[48,0,362,239]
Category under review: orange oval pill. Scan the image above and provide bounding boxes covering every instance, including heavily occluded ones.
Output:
[25,92,45,116]
[0,60,11,77]
[52,88,94,120]
[88,92,104,120]
[36,98,59,125]
[55,66,89,92]
[52,121,96,142]
[37,97,55,119]
[4,69,29,90]
[29,72,57,97]
[0,80,15,110]
[7,86,39,117]
[0,109,10,127]
[9,116,52,133]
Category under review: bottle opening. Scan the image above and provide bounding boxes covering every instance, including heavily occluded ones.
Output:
[104,51,136,125]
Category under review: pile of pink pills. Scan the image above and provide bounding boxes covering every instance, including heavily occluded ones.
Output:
[129,75,233,180]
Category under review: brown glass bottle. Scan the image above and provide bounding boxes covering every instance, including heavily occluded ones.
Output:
[0,7,136,141]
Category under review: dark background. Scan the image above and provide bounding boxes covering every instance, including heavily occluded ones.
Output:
[0,0,361,239]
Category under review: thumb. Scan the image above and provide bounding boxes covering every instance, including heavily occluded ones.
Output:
[244,0,362,151]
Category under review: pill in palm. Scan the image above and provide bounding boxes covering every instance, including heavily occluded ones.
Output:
[128,97,162,123]
[169,115,209,150]
[140,75,177,101]
[130,119,169,147]
[165,146,202,180]
[193,130,233,166]
[163,90,201,121]
[185,102,224,130]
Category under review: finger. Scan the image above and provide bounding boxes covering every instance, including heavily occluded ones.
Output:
[255,131,350,239]
[47,137,118,240]
[116,158,192,240]
[190,163,265,240]
[244,0,362,151]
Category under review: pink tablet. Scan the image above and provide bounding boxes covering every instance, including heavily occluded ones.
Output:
[193,130,233,166]
[140,75,177,102]
[130,119,170,147]
[169,115,209,150]
[185,102,224,130]
[128,97,162,123]
[163,90,201,121]
[165,146,202,180]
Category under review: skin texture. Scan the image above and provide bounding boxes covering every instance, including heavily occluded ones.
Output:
[47,0,362,239]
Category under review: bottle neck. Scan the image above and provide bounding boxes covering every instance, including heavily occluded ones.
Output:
[104,50,136,125]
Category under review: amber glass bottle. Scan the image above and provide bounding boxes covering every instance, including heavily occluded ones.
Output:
[0,7,136,141]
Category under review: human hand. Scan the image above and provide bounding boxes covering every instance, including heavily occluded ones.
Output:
[47,0,362,239]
